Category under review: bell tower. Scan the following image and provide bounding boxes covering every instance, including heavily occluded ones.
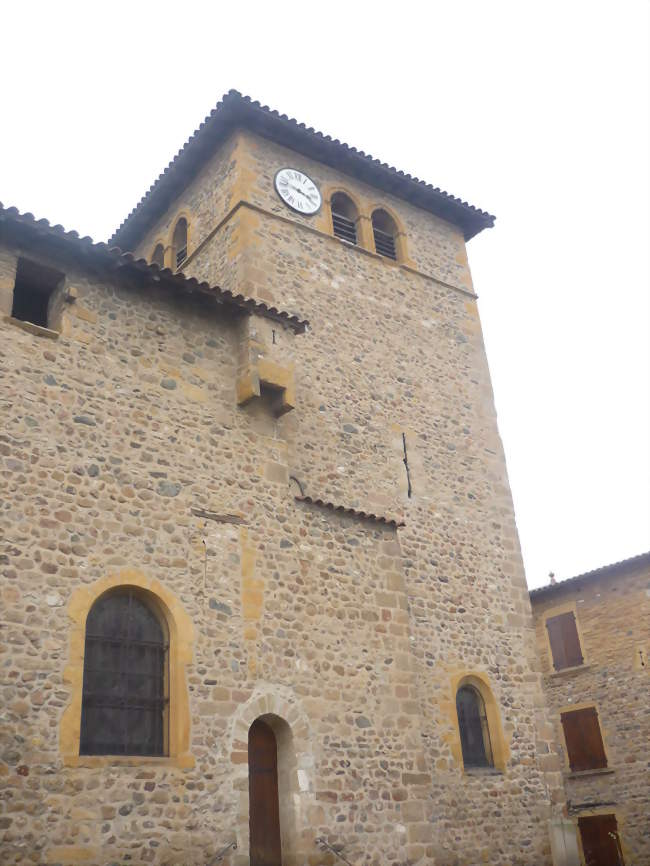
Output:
[0,90,573,865]
[109,90,571,866]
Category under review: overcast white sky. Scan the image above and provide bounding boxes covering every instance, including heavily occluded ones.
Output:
[2,1,648,588]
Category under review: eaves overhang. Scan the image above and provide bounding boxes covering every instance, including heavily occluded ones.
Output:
[529,551,650,600]
[110,90,496,251]
[0,203,308,332]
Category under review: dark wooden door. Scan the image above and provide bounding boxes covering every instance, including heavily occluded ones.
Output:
[578,815,624,866]
[249,719,282,866]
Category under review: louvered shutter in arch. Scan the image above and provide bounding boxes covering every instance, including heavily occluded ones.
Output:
[371,209,398,260]
[331,193,358,245]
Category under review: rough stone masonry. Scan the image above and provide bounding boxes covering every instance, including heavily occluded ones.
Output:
[1,91,571,866]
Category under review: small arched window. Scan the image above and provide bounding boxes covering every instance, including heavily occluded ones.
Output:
[331,192,358,245]
[80,589,168,756]
[151,243,165,268]
[172,218,188,269]
[456,685,493,768]
[371,209,398,260]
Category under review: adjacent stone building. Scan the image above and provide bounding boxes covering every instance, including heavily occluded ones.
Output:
[2,90,574,866]
[531,552,650,866]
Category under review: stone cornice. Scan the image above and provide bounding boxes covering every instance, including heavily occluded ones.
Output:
[180,198,479,301]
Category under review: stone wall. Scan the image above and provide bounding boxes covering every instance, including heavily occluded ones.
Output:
[1,127,567,866]
[134,134,240,276]
[531,563,650,865]
[134,131,474,299]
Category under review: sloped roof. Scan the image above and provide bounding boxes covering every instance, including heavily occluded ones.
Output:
[0,203,308,332]
[529,551,650,599]
[294,494,404,529]
[110,90,495,251]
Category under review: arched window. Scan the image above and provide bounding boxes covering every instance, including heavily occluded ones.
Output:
[151,243,165,268]
[80,589,168,756]
[331,192,358,245]
[172,218,188,269]
[371,209,398,260]
[456,685,493,768]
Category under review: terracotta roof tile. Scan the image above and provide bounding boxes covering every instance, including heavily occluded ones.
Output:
[529,551,650,598]
[110,90,495,250]
[0,203,308,332]
[295,494,404,529]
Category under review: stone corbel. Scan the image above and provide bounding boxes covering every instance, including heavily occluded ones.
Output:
[236,316,296,416]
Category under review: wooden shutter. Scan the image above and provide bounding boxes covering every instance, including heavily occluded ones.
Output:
[561,707,607,771]
[249,719,282,866]
[546,611,583,670]
[546,615,567,669]
[560,612,583,667]
[578,814,623,866]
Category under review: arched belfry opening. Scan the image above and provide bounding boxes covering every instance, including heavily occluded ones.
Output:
[248,714,298,866]
[330,192,359,244]
[172,217,188,269]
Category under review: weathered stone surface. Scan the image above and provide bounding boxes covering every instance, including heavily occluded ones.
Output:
[0,126,566,866]
[531,559,650,866]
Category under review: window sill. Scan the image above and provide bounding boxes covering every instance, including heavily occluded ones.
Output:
[63,753,194,769]
[550,663,591,678]
[4,315,60,340]
[463,767,504,777]
[565,767,613,780]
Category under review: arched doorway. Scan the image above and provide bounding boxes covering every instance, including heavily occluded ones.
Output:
[248,718,282,866]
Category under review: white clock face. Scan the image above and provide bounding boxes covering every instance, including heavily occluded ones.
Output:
[274,168,322,215]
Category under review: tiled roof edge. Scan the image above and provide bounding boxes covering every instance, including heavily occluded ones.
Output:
[110,89,496,249]
[295,494,405,529]
[0,203,309,333]
[529,551,650,598]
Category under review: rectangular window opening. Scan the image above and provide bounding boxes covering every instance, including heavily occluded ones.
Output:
[11,257,65,329]
[561,706,607,772]
[546,611,584,670]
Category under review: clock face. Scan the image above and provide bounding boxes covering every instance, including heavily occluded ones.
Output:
[274,168,322,215]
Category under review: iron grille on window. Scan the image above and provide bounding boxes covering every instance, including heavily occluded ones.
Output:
[373,227,397,260]
[176,246,188,268]
[456,685,493,768]
[332,211,357,244]
[80,589,168,756]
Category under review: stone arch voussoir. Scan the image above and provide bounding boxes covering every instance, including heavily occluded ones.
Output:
[228,685,316,866]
